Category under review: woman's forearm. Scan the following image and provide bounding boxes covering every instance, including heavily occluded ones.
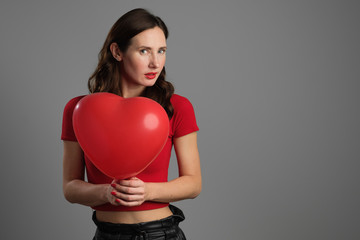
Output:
[63,179,109,207]
[145,132,202,204]
[146,175,202,203]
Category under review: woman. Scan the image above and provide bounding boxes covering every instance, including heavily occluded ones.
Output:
[61,8,201,239]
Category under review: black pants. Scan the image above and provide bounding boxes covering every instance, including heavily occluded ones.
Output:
[92,205,186,240]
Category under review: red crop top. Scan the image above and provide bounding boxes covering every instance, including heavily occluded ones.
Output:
[61,94,199,211]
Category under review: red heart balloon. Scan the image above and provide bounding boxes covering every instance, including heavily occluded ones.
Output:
[72,93,169,179]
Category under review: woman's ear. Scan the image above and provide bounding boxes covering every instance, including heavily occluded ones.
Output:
[110,42,122,61]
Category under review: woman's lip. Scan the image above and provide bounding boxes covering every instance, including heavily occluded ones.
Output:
[145,72,157,79]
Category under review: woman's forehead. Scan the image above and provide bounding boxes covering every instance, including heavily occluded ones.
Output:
[130,27,167,47]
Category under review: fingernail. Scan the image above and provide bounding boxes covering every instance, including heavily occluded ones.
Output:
[111,183,116,188]
[111,191,116,196]
[116,199,121,203]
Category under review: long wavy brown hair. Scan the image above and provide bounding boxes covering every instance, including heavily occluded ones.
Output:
[88,8,174,118]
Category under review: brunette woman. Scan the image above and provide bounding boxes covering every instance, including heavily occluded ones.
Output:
[61,8,201,240]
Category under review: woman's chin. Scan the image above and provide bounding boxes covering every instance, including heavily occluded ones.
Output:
[143,79,158,87]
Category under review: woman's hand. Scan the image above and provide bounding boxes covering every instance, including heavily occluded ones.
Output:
[106,132,201,206]
[107,177,148,207]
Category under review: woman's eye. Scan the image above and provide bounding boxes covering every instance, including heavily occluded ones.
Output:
[140,49,148,54]
[158,49,166,54]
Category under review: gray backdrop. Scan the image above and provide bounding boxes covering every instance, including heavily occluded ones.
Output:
[1,0,359,239]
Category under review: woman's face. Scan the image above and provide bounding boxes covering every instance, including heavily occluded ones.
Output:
[119,27,167,90]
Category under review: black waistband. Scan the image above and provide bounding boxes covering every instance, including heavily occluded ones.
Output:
[92,205,185,234]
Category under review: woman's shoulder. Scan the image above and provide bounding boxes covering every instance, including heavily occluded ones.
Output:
[170,93,193,106]
[63,95,87,114]
[169,94,199,136]
[170,93,196,114]
[66,95,87,104]
[64,95,86,107]
[61,95,87,141]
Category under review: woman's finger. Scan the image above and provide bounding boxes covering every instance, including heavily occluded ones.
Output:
[118,178,143,187]
[115,198,143,207]
[116,184,145,194]
[115,191,145,202]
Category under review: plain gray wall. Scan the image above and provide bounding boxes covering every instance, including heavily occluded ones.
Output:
[1,0,359,239]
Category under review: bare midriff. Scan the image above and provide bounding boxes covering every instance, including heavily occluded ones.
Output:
[95,206,173,224]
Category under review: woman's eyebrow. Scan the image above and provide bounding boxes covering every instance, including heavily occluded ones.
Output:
[138,45,167,49]
[138,46,151,49]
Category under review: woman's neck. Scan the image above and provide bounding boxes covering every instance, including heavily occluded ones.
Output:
[121,82,146,98]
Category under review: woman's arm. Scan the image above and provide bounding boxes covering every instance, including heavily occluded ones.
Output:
[62,140,113,207]
[148,131,202,201]
[111,132,201,206]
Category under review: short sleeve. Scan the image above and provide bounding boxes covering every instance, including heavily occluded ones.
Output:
[61,96,85,141]
[171,95,199,138]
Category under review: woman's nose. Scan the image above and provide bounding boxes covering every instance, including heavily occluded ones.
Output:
[149,54,160,68]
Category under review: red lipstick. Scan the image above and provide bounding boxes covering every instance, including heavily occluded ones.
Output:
[145,72,157,79]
